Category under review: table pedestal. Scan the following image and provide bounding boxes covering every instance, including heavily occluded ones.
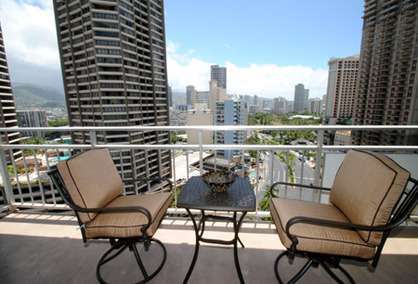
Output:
[183,209,247,284]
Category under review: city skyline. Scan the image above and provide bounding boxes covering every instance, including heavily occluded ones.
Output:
[0,0,364,99]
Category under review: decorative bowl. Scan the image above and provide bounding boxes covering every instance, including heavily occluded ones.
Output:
[202,171,235,193]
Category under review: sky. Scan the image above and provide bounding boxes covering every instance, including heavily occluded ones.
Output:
[0,0,364,99]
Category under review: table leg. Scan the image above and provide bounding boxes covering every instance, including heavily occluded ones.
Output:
[233,212,247,284]
[183,208,201,284]
[238,236,245,248]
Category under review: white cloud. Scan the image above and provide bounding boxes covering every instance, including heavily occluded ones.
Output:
[167,43,328,99]
[0,0,60,68]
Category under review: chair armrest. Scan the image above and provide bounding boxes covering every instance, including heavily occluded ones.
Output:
[270,181,331,198]
[68,202,152,232]
[285,215,408,243]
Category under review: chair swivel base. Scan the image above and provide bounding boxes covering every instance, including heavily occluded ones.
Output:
[274,251,355,284]
[96,237,167,284]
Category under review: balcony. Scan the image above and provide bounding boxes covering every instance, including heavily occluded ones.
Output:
[0,125,417,283]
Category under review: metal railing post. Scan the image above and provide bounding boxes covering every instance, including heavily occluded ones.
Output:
[172,149,177,207]
[198,130,203,174]
[255,150,260,223]
[270,150,274,186]
[0,136,14,205]
[314,130,324,202]
[314,130,324,187]
[89,130,97,147]
[185,150,190,179]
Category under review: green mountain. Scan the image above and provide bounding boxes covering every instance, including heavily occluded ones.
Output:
[12,83,65,108]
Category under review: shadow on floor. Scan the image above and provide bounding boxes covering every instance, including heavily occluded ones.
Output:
[1,234,418,284]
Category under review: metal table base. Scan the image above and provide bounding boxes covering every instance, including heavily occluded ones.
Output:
[183,209,247,284]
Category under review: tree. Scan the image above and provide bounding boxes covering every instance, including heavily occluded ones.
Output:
[48,118,69,127]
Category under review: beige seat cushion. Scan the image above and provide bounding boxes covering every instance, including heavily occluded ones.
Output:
[57,149,124,223]
[330,150,410,245]
[270,198,376,259]
[85,192,173,239]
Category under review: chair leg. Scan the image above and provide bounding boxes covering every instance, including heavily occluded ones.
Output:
[130,243,149,279]
[274,251,289,283]
[95,238,167,284]
[287,259,313,284]
[335,263,355,284]
[275,251,313,284]
[275,251,356,284]
[96,242,128,284]
[320,260,356,284]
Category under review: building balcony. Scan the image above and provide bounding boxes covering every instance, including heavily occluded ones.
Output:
[0,211,417,283]
[0,125,417,283]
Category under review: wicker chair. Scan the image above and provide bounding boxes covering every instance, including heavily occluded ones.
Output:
[270,150,418,283]
[48,148,173,283]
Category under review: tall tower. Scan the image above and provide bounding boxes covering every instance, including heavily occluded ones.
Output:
[186,85,195,106]
[325,55,359,120]
[210,65,227,90]
[0,22,21,162]
[354,0,418,144]
[53,0,171,193]
[293,83,307,113]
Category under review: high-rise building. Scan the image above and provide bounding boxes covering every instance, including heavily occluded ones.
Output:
[186,109,213,144]
[325,55,359,120]
[215,100,248,160]
[208,80,228,117]
[354,0,418,145]
[167,85,172,107]
[193,91,209,109]
[17,110,48,138]
[0,22,21,162]
[309,98,322,114]
[210,65,227,89]
[304,89,310,111]
[294,83,308,113]
[186,85,196,106]
[53,0,171,193]
[273,97,288,114]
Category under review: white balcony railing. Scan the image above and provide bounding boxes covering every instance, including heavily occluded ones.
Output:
[0,125,417,220]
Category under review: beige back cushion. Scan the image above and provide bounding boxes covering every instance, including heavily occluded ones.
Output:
[330,150,410,245]
[57,148,123,223]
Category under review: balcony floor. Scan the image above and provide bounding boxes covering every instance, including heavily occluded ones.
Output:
[1,212,418,284]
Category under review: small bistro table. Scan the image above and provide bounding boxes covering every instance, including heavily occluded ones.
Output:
[177,175,256,284]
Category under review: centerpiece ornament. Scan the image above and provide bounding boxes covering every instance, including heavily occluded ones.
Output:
[202,171,235,192]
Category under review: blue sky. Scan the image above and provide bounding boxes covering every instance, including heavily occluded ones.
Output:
[0,0,365,99]
[165,0,363,69]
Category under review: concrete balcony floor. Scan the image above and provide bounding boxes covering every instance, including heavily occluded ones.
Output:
[0,212,417,284]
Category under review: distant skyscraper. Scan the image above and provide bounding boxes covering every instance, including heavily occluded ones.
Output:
[325,55,359,120]
[294,83,308,113]
[208,80,228,117]
[0,22,21,162]
[210,65,227,89]
[354,0,418,145]
[304,89,310,111]
[53,0,171,193]
[273,97,288,114]
[186,85,195,106]
[168,85,173,107]
[309,98,322,114]
[216,100,248,160]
